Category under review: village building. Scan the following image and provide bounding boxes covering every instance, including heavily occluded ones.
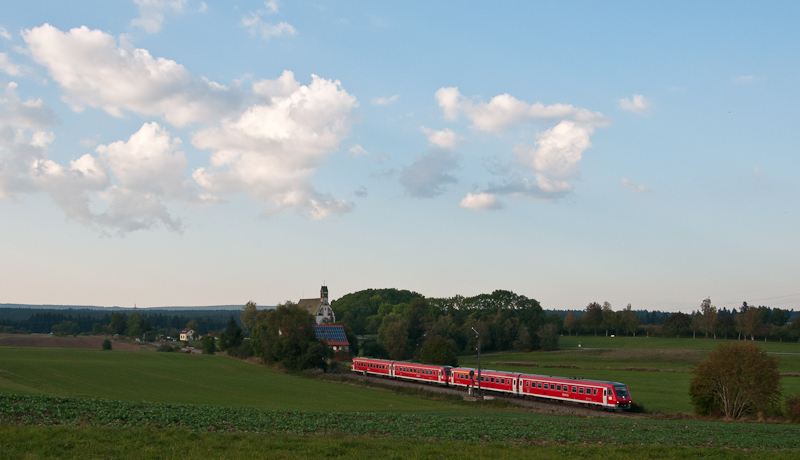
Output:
[179,328,195,341]
[298,285,335,325]
[314,324,350,355]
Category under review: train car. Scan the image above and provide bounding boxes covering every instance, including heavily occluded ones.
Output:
[393,361,450,385]
[351,357,394,378]
[450,367,632,410]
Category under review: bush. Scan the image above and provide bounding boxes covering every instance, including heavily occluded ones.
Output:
[227,339,254,360]
[101,339,112,350]
[201,336,216,355]
[689,341,781,419]
[786,394,800,423]
[157,343,177,352]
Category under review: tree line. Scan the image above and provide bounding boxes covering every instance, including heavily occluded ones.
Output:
[0,308,239,340]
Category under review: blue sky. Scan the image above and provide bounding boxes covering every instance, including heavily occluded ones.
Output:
[1,1,798,312]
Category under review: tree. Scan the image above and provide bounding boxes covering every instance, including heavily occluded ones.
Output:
[201,335,216,354]
[109,313,127,335]
[250,302,332,370]
[379,315,408,360]
[537,323,559,351]
[619,304,640,336]
[714,315,736,340]
[241,301,259,334]
[101,339,112,350]
[700,298,717,339]
[663,312,689,338]
[583,302,603,336]
[689,342,781,419]
[690,311,702,339]
[601,302,615,336]
[219,316,244,352]
[563,312,578,336]
[419,336,458,366]
[736,304,762,340]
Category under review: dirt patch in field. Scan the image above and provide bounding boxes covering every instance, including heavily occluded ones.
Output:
[0,334,144,351]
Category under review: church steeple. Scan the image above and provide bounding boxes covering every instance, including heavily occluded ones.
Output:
[321,285,329,304]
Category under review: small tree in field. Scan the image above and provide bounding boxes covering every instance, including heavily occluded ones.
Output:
[690,342,780,419]
[101,339,112,350]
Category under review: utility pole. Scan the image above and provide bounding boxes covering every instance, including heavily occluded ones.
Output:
[471,327,482,400]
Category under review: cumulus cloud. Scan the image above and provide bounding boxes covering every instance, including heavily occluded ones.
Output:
[459,192,501,210]
[23,24,242,127]
[0,53,21,76]
[399,149,460,198]
[514,121,594,180]
[0,27,11,40]
[242,2,296,39]
[421,127,462,149]
[434,87,609,132]
[371,95,399,106]
[131,0,189,34]
[621,177,647,194]
[618,94,651,114]
[192,73,357,219]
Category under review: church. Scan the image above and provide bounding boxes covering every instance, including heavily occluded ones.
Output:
[298,285,335,325]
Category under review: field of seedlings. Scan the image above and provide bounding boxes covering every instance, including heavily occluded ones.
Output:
[2,394,800,449]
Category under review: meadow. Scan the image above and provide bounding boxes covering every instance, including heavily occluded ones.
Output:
[460,336,800,413]
[0,347,462,413]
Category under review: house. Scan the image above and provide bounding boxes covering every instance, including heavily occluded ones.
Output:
[314,324,349,354]
[298,285,336,325]
[180,329,195,341]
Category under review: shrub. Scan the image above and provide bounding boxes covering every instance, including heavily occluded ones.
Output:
[690,341,781,419]
[101,339,112,350]
[157,343,176,352]
[227,339,254,360]
[201,336,216,355]
[786,394,800,423]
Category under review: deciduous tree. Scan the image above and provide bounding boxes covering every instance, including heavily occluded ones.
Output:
[689,342,781,419]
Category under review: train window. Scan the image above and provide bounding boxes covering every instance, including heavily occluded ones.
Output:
[571,386,577,392]
[499,378,504,384]
[556,385,561,391]
[490,378,495,383]
[579,388,584,394]
[537,382,542,389]
[593,389,597,395]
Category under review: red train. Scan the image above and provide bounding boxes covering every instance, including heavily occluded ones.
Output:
[351,357,632,410]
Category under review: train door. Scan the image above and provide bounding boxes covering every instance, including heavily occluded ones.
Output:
[390,364,394,378]
[603,388,607,405]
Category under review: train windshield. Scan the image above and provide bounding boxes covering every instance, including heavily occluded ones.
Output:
[614,386,629,399]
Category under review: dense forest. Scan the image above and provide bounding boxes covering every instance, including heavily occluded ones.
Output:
[0,308,242,340]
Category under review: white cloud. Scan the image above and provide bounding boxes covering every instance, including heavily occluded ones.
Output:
[732,75,755,84]
[621,177,647,194]
[618,94,651,114]
[459,192,501,210]
[349,144,369,156]
[252,70,300,98]
[192,73,357,219]
[371,95,399,106]
[421,127,462,149]
[0,53,21,76]
[23,24,242,127]
[0,27,11,40]
[399,149,460,198]
[434,87,609,132]
[514,120,594,180]
[131,0,188,34]
[242,2,297,39]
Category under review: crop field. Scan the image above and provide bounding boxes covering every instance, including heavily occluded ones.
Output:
[4,426,797,460]
[3,394,800,450]
[0,347,463,413]
[460,338,800,413]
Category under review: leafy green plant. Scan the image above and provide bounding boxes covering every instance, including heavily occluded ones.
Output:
[101,339,112,350]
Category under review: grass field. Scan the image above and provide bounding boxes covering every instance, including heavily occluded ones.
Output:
[460,337,800,413]
[0,347,463,413]
[4,425,797,460]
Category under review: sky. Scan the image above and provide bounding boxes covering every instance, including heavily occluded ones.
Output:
[1,1,799,312]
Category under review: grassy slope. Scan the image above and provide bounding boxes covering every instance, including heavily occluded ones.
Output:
[0,347,463,413]
[460,337,800,413]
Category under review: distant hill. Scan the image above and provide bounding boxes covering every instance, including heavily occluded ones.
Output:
[0,304,257,311]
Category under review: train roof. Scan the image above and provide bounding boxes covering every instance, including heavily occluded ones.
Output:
[353,358,452,368]
[451,367,626,386]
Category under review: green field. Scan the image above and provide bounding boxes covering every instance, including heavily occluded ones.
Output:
[4,425,796,460]
[460,337,800,413]
[0,347,463,413]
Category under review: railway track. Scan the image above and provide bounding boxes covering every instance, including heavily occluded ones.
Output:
[343,372,644,419]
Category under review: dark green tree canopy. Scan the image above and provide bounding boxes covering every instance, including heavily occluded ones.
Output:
[250,303,332,371]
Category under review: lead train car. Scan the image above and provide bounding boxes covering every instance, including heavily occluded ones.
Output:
[352,357,632,410]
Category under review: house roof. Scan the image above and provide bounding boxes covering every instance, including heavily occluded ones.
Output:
[314,325,349,346]
[298,298,320,314]
[180,329,194,333]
